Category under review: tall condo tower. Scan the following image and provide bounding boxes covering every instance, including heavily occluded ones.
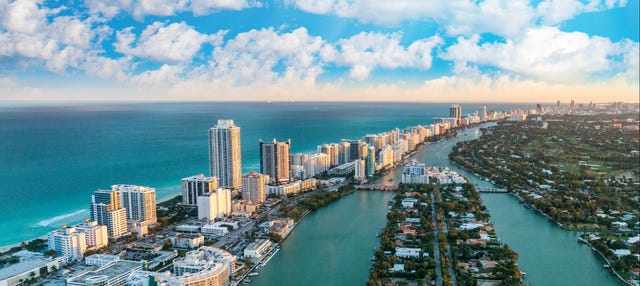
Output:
[242,172,269,204]
[111,184,157,225]
[449,104,462,126]
[260,139,291,184]
[209,120,242,189]
[182,174,218,206]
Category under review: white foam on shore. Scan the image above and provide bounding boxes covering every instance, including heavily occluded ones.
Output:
[35,209,87,227]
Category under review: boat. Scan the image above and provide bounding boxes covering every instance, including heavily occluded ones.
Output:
[248,272,259,277]
[242,278,252,284]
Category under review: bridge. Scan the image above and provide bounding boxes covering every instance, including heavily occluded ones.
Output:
[355,185,398,191]
[477,188,508,193]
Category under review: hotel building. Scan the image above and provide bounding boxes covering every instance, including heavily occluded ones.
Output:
[209,120,242,189]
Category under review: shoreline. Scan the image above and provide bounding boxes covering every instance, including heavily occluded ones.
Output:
[0,122,487,253]
[579,238,635,286]
[450,151,636,286]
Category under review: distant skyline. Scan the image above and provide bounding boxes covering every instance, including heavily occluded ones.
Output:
[0,0,638,103]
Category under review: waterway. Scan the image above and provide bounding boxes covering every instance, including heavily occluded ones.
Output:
[251,191,393,285]
[252,123,623,286]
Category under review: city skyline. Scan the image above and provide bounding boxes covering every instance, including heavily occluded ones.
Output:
[0,1,638,103]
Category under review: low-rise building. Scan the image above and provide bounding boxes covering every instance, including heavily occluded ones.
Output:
[201,224,229,237]
[266,179,317,196]
[0,251,60,286]
[67,260,142,286]
[171,234,205,249]
[395,247,421,259]
[85,254,120,267]
[401,198,418,208]
[243,239,272,259]
[128,247,234,286]
[175,224,201,233]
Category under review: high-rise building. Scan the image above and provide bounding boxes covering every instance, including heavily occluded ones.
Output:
[242,172,269,204]
[338,141,350,164]
[182,175,218,206]
[90,189,129,239]
[317,144,339,166]
[48,227,86,264]
[197,188,232,220]
[449,104,462,126]
[481,105,487,121]
[305,153,330,177]
[112,184,157,225]
[209,120,242,190]
[346,139,363,160]
[401,160,429,184]
[366,145,376,177]
[354,159,366,180]
[378,144,394,169]
[75,220,108,249]
[260,139,291,185]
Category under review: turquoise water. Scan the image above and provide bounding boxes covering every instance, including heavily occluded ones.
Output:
[251,191,393,285]
[0,102,524,247]
[253,124,622,286]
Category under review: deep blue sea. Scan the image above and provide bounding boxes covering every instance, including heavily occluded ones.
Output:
[0,102,530,247]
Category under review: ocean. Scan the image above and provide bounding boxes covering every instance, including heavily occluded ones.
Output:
[0,102,529,247]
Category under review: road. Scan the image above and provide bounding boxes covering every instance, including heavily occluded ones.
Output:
[430,192,443,286]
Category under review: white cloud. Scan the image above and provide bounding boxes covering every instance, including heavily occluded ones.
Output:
[48,16,94,48]
[114,22,224,63]
[83,0,254,20]
[330,32,443,79]
[536,0,584,25]
[286,0,535,37]
[209,27,328,84]
[81,55,132,80]
[130,64,184,86]
[286,0,629,37]
[190,0,253,15]
[441,27,634,82]
[2,0,47,34]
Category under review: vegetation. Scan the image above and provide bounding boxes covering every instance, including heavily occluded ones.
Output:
[450,114,640,230]
[368,183,522,285]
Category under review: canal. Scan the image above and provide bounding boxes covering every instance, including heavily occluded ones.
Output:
[252,123,623,285]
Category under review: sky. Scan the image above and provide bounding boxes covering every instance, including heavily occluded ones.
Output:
[0,0,638,103]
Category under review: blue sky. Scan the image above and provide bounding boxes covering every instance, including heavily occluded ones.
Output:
[0,0,638,102]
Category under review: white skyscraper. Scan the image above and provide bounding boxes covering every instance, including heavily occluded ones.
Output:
[401,160,429,184]
[209,120,242,189]
[112,184,157,225]
[75,220,108,249]
[48,227,86,264]
[354,159,366,180]
[197,188,232,220]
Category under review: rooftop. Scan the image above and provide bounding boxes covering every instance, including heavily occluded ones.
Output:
[67,261,142,285]
[0,257,57,280]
